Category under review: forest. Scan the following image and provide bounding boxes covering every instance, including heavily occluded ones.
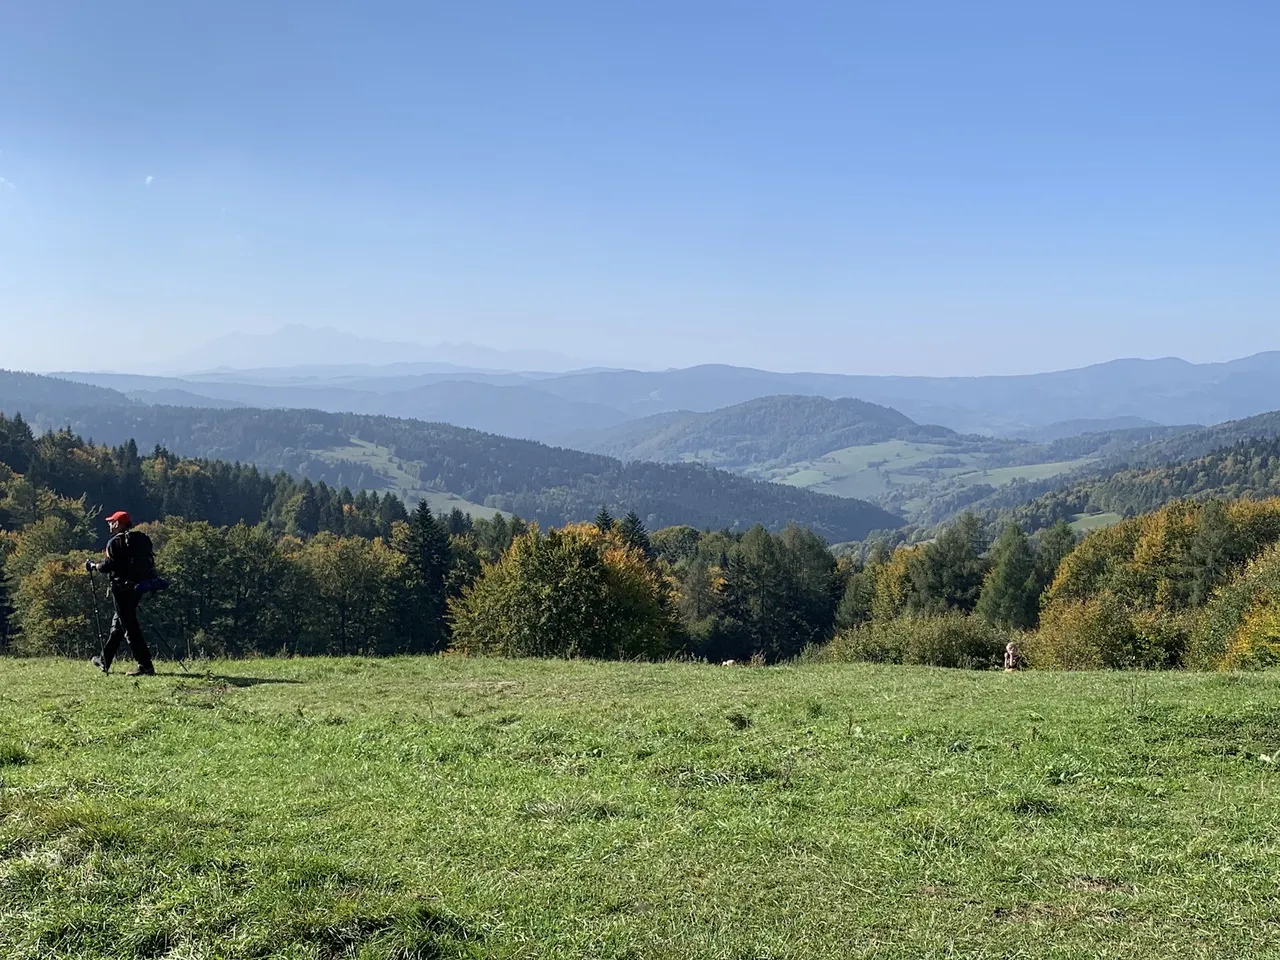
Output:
[4,411,1280,671]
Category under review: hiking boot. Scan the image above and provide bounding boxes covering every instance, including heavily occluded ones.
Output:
[91,656,110,675]
[126,663,156,677]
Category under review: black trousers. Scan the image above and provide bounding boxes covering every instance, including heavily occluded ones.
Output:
[102,584,154,668]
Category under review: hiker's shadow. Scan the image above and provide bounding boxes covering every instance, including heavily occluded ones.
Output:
[156,673,302,688]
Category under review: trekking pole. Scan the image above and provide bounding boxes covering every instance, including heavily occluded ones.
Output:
[138,600,191,675]
[150,627,191,675]
[85,568,106,651]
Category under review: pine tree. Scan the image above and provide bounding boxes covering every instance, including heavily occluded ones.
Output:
[618,510,652,557]
[594,506,615,532]
[976,524,1038,629]
[398,501,452,651]
[287,479,321,538]
[445,507,472,537]
[909,513,990,614]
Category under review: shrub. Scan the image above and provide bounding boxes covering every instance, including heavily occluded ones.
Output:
[449,523,680,660]
[819,613,1007,670]
[1026,591,1186,670]
[1190,542,1280,670]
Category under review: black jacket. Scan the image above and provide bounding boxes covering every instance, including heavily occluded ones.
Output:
[97,530,157,586]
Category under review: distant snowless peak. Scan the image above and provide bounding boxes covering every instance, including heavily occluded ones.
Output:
[158,325,593,376]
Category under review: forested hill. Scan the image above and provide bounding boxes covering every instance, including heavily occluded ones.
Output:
[568,395,955,467]
[1006,435,1280,531]
[0,374,902,542]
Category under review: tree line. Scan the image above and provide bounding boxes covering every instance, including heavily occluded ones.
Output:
[5,413,1280,671]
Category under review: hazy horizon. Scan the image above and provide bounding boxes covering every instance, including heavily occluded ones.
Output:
[18,323,1280,382]
[3,2,1278,375]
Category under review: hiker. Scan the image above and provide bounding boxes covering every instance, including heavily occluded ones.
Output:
[86,511,157,676]
[1004,641,1023,672]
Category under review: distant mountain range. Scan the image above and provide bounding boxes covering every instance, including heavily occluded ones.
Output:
[156,325,593,375]
[53,343,1280,442]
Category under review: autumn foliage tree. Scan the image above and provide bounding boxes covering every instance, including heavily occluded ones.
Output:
[449,522,679,660]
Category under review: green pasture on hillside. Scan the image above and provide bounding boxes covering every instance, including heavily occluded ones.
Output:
[3,657,1280,958]
[317,439,505,518]
[1070,511,1126,533]
[768,440,1097,515]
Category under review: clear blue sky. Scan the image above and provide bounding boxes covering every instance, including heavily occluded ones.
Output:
[1,1,1276,375]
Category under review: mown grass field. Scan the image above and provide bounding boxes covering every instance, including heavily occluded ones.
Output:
[4,657,1280,959]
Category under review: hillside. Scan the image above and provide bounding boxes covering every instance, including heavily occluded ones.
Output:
[0,372,901,542]
[1005,435,1280,532]
[568,395,953,466]
[944,412,1280,533]
[5,658,1277,959]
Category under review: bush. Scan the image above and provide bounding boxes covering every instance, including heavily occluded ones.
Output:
[819,613,1008,670]
[1190,541,1280,670]
[450,523,680,660]
[1025,591,1186,670]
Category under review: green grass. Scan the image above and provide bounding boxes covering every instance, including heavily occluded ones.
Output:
[769,440,963,499]
[318,439,505,519]
[1070,511,1125,533]
[765,441,1096,517]
[946,458,1098,489]
[4,657,1280,958]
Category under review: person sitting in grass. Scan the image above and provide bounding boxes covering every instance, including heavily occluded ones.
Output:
[1004,641,1023,672]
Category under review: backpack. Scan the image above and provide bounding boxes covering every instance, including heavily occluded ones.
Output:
[111,530,157,584]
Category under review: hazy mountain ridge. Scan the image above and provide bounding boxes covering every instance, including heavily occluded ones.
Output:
[57,370,630,443]
[530,353,1280,433]
[56,342,1280,440]
[158,325,590,374]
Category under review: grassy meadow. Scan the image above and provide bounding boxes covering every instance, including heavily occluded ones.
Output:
[317,439,505,518]
[765,440,1096,518]
[3,657,1280,958]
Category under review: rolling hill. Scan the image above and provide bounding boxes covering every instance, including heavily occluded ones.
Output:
[566,394,1204,527]
[567,395,954,467]
[0,371,901,542]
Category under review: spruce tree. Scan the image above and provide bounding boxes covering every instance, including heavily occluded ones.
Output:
[594,506,615,532]
[400,501,452,650]
[976,524,1038,629]
[287,479,320,537]
[618,510,652,557]
[909,513,990,614]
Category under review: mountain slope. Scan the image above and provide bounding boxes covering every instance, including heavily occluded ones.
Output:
[1007,435,1280,532]
[570,395,954,466]
[0,371,901,542]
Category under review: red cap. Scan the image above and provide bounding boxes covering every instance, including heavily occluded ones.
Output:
[105,511,132,526]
